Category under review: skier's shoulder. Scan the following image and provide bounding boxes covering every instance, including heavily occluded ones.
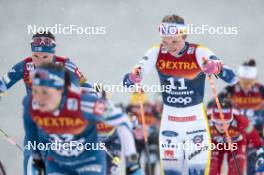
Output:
[254,82,264,89]
[194,43,215,57]
[81,81,98,96]
[54,55,69,61]
[56,55,81,72]
[23,57,33,62]
[224,83,236,92]
[79,87,101,108]
[54,55,70,64]
[66,87,101,117]
[233,113,250,130]
[16,57,33,68]
[145,44,160,56]
[80,93,118,119]
[22,93,32,107]
[148,44,160,51]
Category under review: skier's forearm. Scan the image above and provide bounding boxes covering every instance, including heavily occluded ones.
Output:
[117,125,137,156]
[123,46,159,87]
[1,60,25,90]
[218,66,237,84]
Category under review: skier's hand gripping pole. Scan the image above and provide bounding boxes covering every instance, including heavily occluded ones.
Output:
[101,143,121,165]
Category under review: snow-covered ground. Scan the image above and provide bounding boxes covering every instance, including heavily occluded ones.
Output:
[0,0,264,174]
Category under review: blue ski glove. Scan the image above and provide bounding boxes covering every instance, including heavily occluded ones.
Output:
[128,169,144,175]
[126,153,144,175]
[256,147,264,173]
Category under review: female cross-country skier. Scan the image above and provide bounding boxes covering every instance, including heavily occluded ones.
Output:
[23,63,142,175]
[212,59,264,174]
[123,14,236,175]
[208,99,264,175]
[0,31,86,175]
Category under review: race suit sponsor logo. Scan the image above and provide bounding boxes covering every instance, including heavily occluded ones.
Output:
[50,156,96,166]
[231,96,262,109]
[161,139,177,149]
[49,134,85,157]
[232,96,262,105]
[187,47,195,54]
[188,146,208,160]
[161,139,178,161]
[163,149,178,161]
[9,68,16,73]
[186,129,206,135]
[213,108,231,113]
[214,135,243,143]
[157,60,199,71]
[96,122,114,133]
[67,98,78,111]
[161,130,178,137]
[192,135,203,144]
[34,134,106,157]
[34,116,85,128]
[32,115,87,134]
[26,62,35,71]
[77,164,102,173]
[168,115,196,122]
[166,96,192,105]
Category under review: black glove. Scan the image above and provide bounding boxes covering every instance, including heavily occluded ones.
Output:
[126,153,141,174]
[32,154,45,173]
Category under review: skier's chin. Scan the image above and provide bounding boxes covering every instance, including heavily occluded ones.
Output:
[39,107,49,112]
[216,128,225,134]
[168,49,178,56]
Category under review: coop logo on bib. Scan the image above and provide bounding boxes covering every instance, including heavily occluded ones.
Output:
[166,96,192,105]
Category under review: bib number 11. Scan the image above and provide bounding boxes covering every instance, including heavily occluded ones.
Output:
[167,77,187,90]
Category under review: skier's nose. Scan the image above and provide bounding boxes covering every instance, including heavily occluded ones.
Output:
[35,93,46,103]
[168,44,176,52]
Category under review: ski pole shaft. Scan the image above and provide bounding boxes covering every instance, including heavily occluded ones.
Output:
[207,74,241,175]
[137,83,152,175]
[101,143,121,165]
[0,128,23,152]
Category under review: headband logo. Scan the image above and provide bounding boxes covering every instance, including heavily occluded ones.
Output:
[213,108,231,114]
[31,37,55,47]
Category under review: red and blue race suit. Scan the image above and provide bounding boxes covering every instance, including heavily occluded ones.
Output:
[23,87,132,175]
[123,42,236,175]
